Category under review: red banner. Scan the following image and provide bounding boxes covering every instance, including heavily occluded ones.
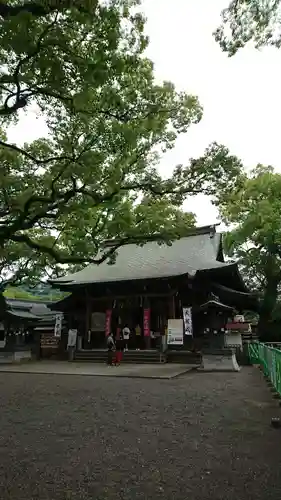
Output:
[143,308,150,337]
[105,309,112,337]
[226,322,250,331]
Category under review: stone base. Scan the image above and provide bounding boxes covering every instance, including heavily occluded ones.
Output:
[201,349,241,372]
[0,350,32,364]
[67,346,75,361]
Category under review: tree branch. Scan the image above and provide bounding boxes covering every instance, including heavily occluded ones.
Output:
[10,232,124,265]
[10,229,182,268]
[0,139,74,165]
[0,1,92,19]
[0,256,33,289]
[0,15,59,116]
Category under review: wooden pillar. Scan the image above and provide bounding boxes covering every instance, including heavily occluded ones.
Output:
[85,289,91,348]
[116,313,121,340]
[169,294,176,319]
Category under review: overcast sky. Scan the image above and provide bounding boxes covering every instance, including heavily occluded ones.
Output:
[8,0,281,227]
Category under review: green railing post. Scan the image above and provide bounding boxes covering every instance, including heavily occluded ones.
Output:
[248,341,281,396]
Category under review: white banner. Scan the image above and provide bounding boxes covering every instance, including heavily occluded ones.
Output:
[67,329,78,348]
[167,319,184,345]
[183,307,193,336]
[54,313,63,338]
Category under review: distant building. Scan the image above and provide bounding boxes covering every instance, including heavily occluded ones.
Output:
[0,297,64,362]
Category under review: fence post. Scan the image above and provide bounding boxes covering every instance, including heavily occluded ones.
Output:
[249,342,281,397]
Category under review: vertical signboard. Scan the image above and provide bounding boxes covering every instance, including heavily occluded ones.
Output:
[167,319,184,345]
[183,307,193,336]
[143,308,151,337]
[91,312,106,331]
[54,313,63,338]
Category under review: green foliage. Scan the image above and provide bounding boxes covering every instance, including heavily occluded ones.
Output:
[0,1,245,288]
[3,286,65,302]
[218,164,281,333]
[0,1,147,116]
[215,0,281,55]
[220,164,281,264]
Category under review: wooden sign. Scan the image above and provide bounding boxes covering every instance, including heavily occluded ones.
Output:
[167,319,184,345]
[91,312,106,332]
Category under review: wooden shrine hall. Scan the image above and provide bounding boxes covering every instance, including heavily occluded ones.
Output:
[50,225,257,360]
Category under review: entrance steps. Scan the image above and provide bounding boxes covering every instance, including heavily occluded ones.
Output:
[74,349,202,365]
[74,349,166,364]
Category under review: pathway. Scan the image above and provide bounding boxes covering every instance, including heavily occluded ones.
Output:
[0,360,194,378]
[0,367,280,499]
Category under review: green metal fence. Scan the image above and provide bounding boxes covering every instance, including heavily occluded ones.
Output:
[248,342,281,396]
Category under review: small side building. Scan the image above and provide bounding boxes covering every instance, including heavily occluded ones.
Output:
[0,297,64,362]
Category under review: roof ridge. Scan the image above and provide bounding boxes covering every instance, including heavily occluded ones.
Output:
[103,224,219,248]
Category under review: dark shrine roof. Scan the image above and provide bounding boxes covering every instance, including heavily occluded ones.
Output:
[212,283,259,311]
[51,226,237,287]
[199,300,235,312]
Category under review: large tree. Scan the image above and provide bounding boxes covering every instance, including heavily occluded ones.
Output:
[0,1,244,288]
[0,130,243,286]
[218,164,281,336]
[215,0,281,55]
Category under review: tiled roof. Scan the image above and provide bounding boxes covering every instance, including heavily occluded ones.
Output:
[8,309,39,319]
[52,230,233,286]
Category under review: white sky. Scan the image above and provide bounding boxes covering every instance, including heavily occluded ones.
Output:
[8,0,281,227]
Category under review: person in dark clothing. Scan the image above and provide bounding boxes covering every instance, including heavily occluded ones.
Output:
[106,333,115,366]
[115,336,124,365]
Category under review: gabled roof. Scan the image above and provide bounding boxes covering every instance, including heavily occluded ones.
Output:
[8,309,39,320]
[5,298,52,310]
[3,298,56,322]
[212,283,259,311]
[199,300,235,312]
[51,227,235,287]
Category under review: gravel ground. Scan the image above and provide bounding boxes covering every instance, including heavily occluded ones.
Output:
[0,367,281,500]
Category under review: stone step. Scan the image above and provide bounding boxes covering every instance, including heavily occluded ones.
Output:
[74,350,165,364]
[74,349,202,365]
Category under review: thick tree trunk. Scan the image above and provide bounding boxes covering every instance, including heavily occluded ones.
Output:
[257,277,279,340]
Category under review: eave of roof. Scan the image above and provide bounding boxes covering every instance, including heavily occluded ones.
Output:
[8,309,39,320]
[199,300,235,311]
[212,283,259,311]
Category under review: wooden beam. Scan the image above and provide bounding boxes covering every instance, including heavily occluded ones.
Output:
[89,290,177,303]
[169,294,176,319]
[85,288,91,338]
